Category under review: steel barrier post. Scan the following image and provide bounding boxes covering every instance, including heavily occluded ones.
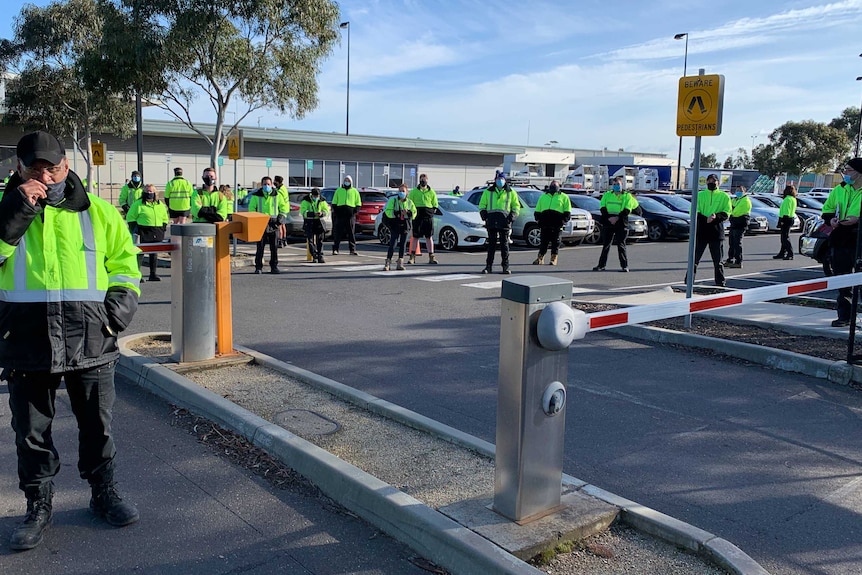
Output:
[170,224,216,362]
[494,276,574,523]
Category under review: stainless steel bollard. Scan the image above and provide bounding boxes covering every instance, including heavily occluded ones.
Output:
[170,224,216,362]
[494,276,575,523]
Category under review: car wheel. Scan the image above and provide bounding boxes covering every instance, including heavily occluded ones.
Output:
[439,227,458,251]
[583,223,601,244]
[525,224,541,248]
[647,222,666,241]
[377,225,391,246]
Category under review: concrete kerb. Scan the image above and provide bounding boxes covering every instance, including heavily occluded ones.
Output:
[611,324,862,387]
[118,333,768,575]
[118,334,543,575]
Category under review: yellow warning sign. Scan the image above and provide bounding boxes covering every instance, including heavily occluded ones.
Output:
[227,130,243,160]
[676,74,724,137]
[91,142,106,166]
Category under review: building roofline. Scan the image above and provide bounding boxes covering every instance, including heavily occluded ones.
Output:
[141,119,525,156]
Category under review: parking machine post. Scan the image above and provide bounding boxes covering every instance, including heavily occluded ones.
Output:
[170,224,216,362]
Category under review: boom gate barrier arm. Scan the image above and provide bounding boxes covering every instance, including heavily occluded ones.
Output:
[496,272,862,523]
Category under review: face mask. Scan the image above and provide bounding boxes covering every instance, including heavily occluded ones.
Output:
[311,193,320,200]
[707,183,717,191]
[398,191,407,200]
[495,178,505,188]
[420,179,427,187]
[735,191,743,198]
[203,175,215,186]
[548,184,559,193]
[262,184,272,193]
[844,174,855,185]
[612,184,621,192]
[131,176,141,183]
[343,181,351,188]
[44,180,67,205]
[143,191,156,201]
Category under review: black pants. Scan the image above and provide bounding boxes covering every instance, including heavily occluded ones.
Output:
[832,243,855,321]
[728,227,745,263]
[138,225,165,279]
[596,225,629,269]
[538,226,563,257]
[693,236,726,286]
[486,228,510,268]
[332,209,356,252]
[778,218,793,257]
[8,363,117,493]
[304,221,325,260]
[255,230,279,271]
[387,225,409,260]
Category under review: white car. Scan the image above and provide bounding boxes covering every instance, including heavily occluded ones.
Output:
[374,194,488,250]
[463,187,594,247]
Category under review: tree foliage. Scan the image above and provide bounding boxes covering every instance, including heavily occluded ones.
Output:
[98,0,342,167]
[751,120,849,177]
[692,153,718,168]
[2,0,135,190]
[828,106,861,157]
[723,148,752,169]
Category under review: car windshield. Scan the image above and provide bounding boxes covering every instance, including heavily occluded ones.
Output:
[437,196,479,212]
[360,192,387,203]
[515,190,543,208]
[748,197,774,209]
[637,196,677,214]
[652,195,690,212]
[568,195,601,210]
[754,196,781,208]
[797,196,824,209]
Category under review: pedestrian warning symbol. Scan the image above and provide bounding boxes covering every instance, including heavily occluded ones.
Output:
[227,130,243,160]
[91,142,106,166]
[676,74,724,137]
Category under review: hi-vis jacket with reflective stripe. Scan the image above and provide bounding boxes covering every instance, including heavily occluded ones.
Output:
[0,170,141,373]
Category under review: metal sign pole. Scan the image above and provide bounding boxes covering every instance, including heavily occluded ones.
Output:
[233,158,238,257]
[683,68,707,329]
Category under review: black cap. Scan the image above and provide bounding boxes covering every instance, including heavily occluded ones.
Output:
[17,131,66,167]
[131,170,141,176]
[174,167,183,175]
[847,158,862,173]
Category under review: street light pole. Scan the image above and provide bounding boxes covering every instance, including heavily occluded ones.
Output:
[340,21,350,136]
[856,74,862,157]
[674,33,689,190]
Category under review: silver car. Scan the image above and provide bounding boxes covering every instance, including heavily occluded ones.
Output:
[463,187,594,248]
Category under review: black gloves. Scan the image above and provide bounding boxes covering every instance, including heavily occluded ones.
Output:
[353,207,360,215]
[276,214,286,225]
[104,286,139,333]
[480,209,487,221]
[197,206,224,223]
[506,213,515,224]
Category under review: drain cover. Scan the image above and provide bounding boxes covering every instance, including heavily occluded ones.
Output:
[273,409,340,436]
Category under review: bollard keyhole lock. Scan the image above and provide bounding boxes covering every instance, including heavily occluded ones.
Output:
[542,381,566,416]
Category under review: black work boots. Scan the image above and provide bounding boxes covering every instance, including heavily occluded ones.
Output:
[10,483,53,551]
[90,481,140,527]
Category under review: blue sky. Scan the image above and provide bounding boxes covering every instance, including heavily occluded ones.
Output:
[3,0,862,164]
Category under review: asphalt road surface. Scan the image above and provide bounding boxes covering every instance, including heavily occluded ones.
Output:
[129,232,862,575]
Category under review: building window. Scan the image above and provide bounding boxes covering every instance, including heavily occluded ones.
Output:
[405,164,418,188]
[357,162,372,188]
[288,159,306,187]
[309,160,323,188]
[342,162,357,185]
[373,163,388,187]
[388,164,403,188]
[324,161,340,188]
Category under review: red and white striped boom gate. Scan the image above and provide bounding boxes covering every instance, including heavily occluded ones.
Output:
[583,272,862,333]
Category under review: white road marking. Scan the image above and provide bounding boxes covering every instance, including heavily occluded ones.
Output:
[462,280,503,289]
[335,264,387,272]
[416,274,483,282]
[371,268,435,276]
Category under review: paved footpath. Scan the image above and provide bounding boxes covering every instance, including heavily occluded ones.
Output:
[0,377,430,575]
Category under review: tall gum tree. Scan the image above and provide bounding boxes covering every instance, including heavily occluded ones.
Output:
[134,0,341,169]
[2,0,135,193]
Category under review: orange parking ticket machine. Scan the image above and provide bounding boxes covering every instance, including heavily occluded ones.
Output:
[214,212,269,355]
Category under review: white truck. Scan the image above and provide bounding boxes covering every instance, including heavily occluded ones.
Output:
[564,165,609,192]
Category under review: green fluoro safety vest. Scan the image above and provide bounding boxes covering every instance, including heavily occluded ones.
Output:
[164,176,194,211]
[126,199,169,227]
[779,196,797,218]
[536,192,573,214]
[730,195,752,217]
[821,183,861,219]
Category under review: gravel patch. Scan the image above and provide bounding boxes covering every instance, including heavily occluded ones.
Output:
[130,337,731,573]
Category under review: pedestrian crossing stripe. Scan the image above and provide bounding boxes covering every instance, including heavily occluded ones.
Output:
[416,274,483,282]
[335,264,386,271]
[371,268,435,276]
[461,281,503,289]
